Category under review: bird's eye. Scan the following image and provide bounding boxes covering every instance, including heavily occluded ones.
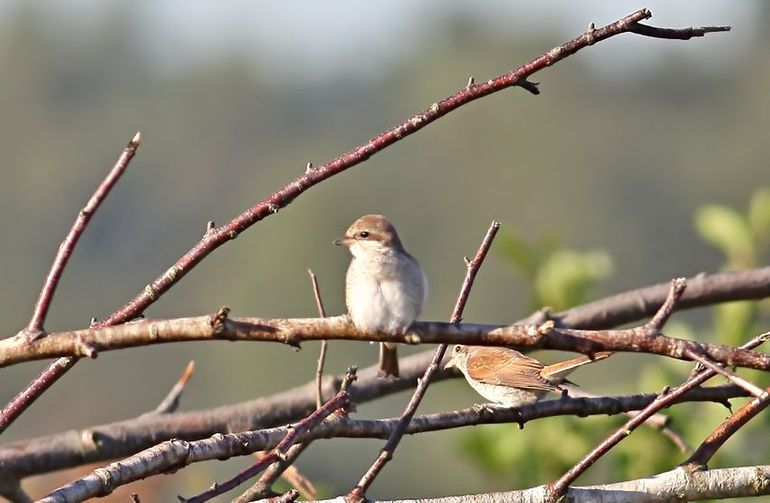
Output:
[453,345,461,354]
[357,231,370,239]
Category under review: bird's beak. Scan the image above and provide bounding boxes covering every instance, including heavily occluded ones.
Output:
[334,236,352,246]
[444,354,457,370]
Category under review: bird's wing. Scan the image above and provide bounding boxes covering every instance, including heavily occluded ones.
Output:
[464,347,560,392]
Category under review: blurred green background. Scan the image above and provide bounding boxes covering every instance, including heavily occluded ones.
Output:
[1,1,770,501]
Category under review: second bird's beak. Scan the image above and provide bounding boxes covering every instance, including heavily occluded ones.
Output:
[444,355,457,370]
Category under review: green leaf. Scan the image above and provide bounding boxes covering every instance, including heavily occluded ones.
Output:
[695,205,754,268]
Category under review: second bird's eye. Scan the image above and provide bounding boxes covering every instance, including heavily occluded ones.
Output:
[358,231,370,239]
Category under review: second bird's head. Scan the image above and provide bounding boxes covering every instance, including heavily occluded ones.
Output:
[334,214,404,257]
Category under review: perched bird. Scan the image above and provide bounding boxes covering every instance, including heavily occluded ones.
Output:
[335,214,428,378]
[445,345,612,407]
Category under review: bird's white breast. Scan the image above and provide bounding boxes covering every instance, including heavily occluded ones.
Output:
[345,246,427,333]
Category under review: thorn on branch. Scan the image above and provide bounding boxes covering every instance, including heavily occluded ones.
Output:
[466,76,475,88]
[305,162,314,174]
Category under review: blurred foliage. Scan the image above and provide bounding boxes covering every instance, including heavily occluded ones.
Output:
[498,229,613,311]
[460,188,770,490]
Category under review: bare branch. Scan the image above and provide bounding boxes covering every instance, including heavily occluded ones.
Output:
[233,443,315,503]
[33,385,748,502]
[6,308,770,373]
[152,361,196,415]
[180,369,356,503]
[348,220,499,501]
[307,270,329,410]
[0,133,142,437]
[22,131,142,337]
[312,465,770,502]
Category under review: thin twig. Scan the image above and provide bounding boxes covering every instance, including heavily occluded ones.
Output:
[546,324,770,501]
[233,444,314,503]
[22,131,142,337]
[347,220,499,502]
[181,369,357,503]
[683,335,770,471]
[308,270,329,410]
[153,361,196,415]
[684,349,768,399]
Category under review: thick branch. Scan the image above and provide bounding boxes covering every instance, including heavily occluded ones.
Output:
[313,465,770,502]
[5,309,770,372]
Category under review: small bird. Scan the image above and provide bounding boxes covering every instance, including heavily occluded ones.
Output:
[445,345,612,407]
[335,214,428,378]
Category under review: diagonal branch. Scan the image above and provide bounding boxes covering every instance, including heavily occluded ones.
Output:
[346,220,498,502]
[22,132,142,337]
[152,361,196,415]
[684,349,768,399]
[1,6,730,436]
[1,133,142,438]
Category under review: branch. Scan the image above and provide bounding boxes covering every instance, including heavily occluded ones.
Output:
[35,386,748,502]
[307,270,329,410]
[347,220,499,502]
[3,264,766,481]
[233,443,315,502]
[21,131,142,337]
[0,133,142,437]
[7,384,746,490]
[152,361,195,415]
[312,465,770,502]
[7,306,770,372]
[180,369,356,503]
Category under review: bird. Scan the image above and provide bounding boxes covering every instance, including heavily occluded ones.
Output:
[335,214,428,378]
[444,345,612,407]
